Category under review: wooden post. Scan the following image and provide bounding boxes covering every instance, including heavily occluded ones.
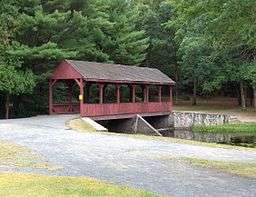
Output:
[74,78,84,116]
[49,80,53,115]
[158,86,162,102]
[67,81,72,112]
[169,85,173,102]
[116,84,120,103]
[99,83,104,104]
[144,85,149,102]
[132,85,136,103]
[85,83,91,104]
[146,85,149,102]
[79,79,84,115]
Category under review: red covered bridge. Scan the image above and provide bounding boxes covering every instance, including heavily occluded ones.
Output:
[49,60,175,120]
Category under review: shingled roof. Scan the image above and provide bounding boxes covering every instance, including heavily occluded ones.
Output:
[66,60,175,85]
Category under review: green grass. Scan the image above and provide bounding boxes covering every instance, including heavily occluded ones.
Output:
[0,173,160,197]
[0,140,60,171]
[192,123,256,134]
[0,140,162,196]
[181,157,256,178]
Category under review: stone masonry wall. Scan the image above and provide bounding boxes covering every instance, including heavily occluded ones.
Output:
[172,111,230,129]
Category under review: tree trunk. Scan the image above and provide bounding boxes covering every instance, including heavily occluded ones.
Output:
[192,78,197,105]
[240,82,246,109]
[174,64,179,101]
[253,86,256,109]
[5,94,10,119]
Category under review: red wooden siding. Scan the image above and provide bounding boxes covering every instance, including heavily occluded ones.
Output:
[52,103,79,114]
[80,102,172,118]
[51,61,82,79]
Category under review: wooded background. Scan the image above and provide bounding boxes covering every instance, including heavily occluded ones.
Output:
[0,0,255,118]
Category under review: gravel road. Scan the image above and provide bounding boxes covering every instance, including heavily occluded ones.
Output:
[0,115,255,197]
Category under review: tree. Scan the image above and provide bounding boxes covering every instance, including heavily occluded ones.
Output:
[203,0,256,108]
[88,0,149,65]
[170,0,256,107]
[244,62,256,109]
[0,0,36,118]
[0,0,150,117]
[135,0,177,67]
[134,1,178,97]
[0,63,36,119]
[1,0,254,117]
[0,0,76,117]
[178,36,224,105]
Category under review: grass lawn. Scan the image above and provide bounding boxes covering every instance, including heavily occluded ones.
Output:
[0,140,60,171]
[0,173,159,197]
[192,123,256,135]
[181,157,256,178]
[0,140,161,197]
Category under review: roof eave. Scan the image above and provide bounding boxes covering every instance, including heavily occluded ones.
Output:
[81,78,175,85]
[66,59,176,85]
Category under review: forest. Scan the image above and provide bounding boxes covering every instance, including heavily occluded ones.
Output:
[0,0,255,118]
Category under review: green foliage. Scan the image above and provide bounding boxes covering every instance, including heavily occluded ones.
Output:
[8,42,76,61]
[0,1,36,97]
[136,1,177,70]
[0,65,36,95]
[0,0,255,117]
[0,0,151,117]
[192,123,256,135]
[87,0,149,65]
[170,0,256,96]
[182,157,256,178]
[179,37,214,92]
[0,173,159,197]
[243,62,256,87]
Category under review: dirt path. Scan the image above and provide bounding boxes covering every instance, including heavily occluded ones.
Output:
[0,115,255,197]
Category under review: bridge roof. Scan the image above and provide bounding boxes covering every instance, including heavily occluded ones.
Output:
[64,60,175,85]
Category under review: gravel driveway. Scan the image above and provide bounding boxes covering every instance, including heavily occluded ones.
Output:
[0,115,255,197]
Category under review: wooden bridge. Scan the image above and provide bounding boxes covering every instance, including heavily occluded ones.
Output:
[49,60,175,120]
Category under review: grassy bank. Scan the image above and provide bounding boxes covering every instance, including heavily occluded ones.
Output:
[0,173,159,197]
[182,157,256,178]
[0,140,160,196]
[192,123,256,135]
[0,140,60,171]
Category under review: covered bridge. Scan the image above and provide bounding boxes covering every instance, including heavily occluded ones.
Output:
[49,60,175,120]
